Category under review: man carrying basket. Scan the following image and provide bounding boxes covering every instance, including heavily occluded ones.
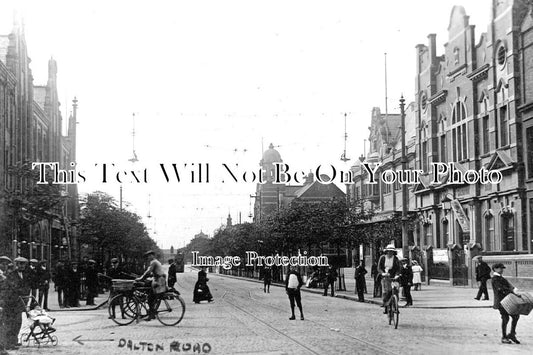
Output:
[492,263,522,344]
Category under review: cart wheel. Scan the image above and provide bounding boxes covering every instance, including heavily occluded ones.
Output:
[50,335,58,346]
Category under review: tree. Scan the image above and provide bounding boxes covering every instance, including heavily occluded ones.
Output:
[79,191,159,266]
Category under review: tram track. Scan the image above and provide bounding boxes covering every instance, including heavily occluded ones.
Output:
[214,276,399,355]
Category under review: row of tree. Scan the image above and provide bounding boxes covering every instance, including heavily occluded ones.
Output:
[78,191,160,266]
[180,198,417,265]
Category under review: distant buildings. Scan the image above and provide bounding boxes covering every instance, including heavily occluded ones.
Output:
[253,143,345,223]
[0,18,79,264]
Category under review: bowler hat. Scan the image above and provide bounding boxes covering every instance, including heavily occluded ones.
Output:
[110,258,118,263]
[14,256,29,263]
[88,259,96,264]
[30,259,38,263]
[492,263,506,271]
[0,256,12,263]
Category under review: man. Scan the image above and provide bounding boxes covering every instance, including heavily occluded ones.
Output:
[0,256,13,351]
[378,244,401,313]
[167,259,177,290]
[492,263,522,344]
[67,262,81,307]
[399,258,413,307]
[37,260,51,310]
[354,260,367,302]
[323,264,337,297]
[263,266,272,293]
[54,261,68,308]
[136,251,167,320]
[285,266,304,320]
[474,256,491,301]
[85,260,99,306]
[3,257,31,350]
[28,259,39,298]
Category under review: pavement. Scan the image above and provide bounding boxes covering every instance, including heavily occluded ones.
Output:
[217,270,533,309]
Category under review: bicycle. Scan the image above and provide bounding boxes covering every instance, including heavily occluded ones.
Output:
[108,280,186,326]
[382,274,400,329]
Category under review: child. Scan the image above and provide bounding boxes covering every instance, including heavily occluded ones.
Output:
[28,306,56,333]
[491,263,521,344]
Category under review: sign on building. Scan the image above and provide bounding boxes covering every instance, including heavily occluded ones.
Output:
[451,199,470,232]
[432,248,449,263]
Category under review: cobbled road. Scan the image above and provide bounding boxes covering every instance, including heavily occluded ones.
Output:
[11,268,533,355]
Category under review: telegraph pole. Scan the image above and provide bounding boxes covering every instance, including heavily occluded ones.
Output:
[400,95,409,259]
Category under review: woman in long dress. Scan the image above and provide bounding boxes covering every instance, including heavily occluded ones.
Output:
[412,261,423,291]
[193,267,213,303]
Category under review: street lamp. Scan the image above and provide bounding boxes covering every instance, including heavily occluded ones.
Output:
[400,96,409,259]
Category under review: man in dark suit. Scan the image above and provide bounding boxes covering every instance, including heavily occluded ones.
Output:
[3,257,31,350]
[85,260,99,306]
[474,256,491,300]
[492,263,522,344]
[354,260,367,302]
[323,265,337,297]
[167,259,177,290]
[37,260,51,310]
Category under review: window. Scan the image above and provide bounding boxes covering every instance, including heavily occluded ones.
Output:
[497,44,507,66]
[453,47,460,65]
[485,215,494,251]
[528,127,533,178]
[482,116,490,153]
[422,141,428,172]
[440,135,446,162]
[502,214,515,251]
[500,105,508,147]
[451,101,468,161]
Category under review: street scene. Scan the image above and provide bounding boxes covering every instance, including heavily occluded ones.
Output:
[3,0,533,354]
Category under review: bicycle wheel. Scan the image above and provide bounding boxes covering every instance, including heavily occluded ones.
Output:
[50,335,58,346]
[156,293,186,326]
[109,294,137,325]
[391,295,399,329]
[388,302,393,325]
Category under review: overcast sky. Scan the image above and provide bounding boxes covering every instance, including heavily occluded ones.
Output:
[1,0,491,249]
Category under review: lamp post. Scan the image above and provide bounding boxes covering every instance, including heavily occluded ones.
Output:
[400,96,409,259]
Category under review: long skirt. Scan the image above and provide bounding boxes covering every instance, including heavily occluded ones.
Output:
[193,281,213,303]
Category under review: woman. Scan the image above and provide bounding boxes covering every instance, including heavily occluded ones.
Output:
[377,244,401,313]
[193,267,213,303]
[411,261,423,291]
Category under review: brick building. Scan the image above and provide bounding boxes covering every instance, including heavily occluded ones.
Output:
[0,18,79,265]
[349,1,533,287]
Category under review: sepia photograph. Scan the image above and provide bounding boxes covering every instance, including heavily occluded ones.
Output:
[1,0,533,354]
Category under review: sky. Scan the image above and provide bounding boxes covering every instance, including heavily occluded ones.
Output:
[0,0,491,249]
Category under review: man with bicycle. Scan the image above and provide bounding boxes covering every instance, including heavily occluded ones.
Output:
[135,251,167,321]
[377,244,401,314]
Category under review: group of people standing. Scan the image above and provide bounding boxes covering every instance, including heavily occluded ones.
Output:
[54,258,100,308]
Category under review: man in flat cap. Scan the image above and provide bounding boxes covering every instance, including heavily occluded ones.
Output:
[492,263,522,344]
[2,257,31,350]
[136,251,166,321]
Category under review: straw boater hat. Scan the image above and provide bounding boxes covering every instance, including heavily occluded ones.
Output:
[14,256,29,263]
[384,244,397,253]
[0,256,12,263]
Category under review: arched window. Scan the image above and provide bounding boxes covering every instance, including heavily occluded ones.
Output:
[451,101,468,161]
[501,211,515,251]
